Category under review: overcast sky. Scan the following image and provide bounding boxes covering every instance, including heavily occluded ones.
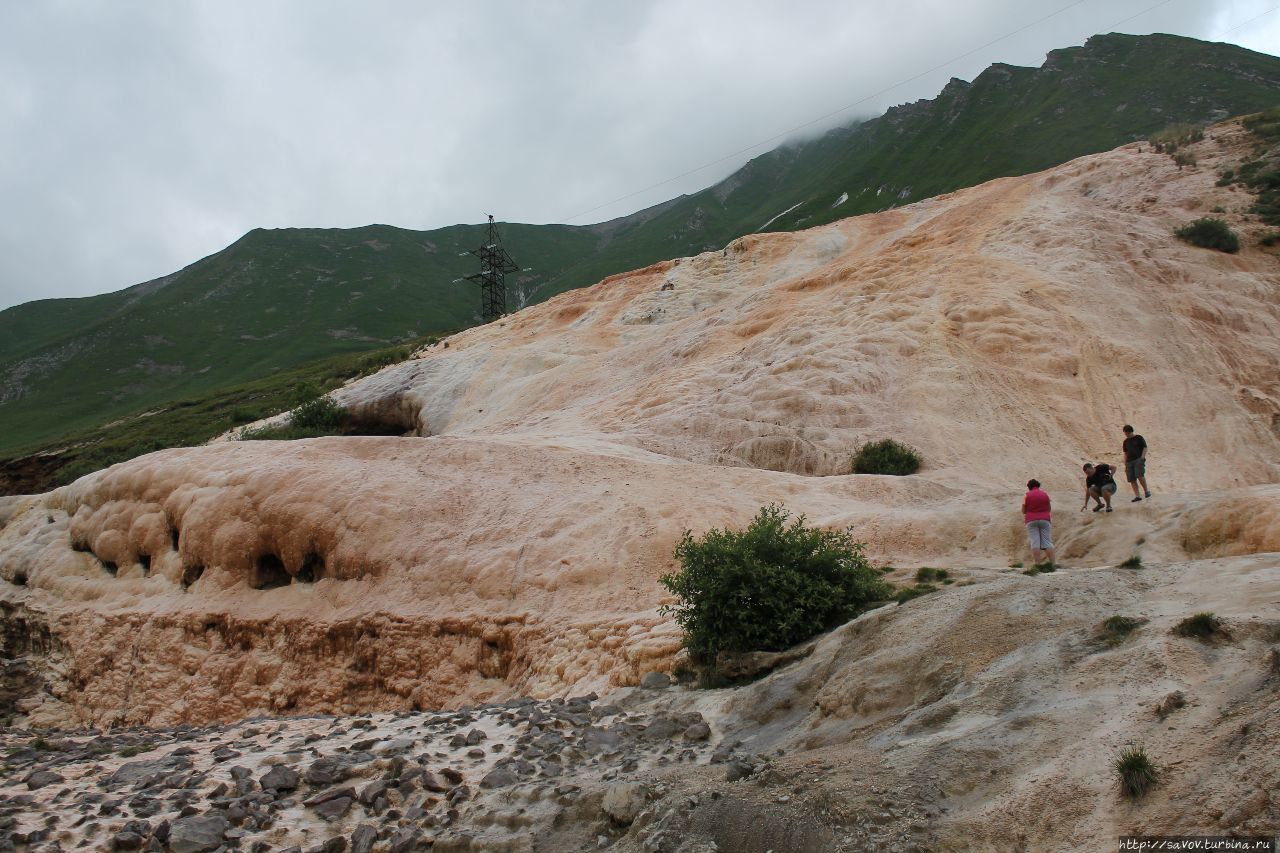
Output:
[1,0,1277,311]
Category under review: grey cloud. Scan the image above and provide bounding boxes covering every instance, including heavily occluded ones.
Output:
[0,0,1270,310]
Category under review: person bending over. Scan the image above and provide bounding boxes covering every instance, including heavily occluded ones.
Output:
[1082,462,1117,513]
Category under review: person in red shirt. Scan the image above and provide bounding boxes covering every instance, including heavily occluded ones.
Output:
[1021,479,1055,567]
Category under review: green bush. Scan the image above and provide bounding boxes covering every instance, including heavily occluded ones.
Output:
[238,393,346,441]
[1260,231,1279,247]
[290,394,345,431]
[659,505,892,661]
[1114,745,1159,798]
[1173,218,1239,253]
[1118,555,1143,570]
[852,439,921,476]
[1173,151,1197,169]
[915,567,948,583]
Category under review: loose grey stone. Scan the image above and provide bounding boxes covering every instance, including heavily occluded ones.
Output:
[420,771,450,793]
[305,758,348,787]
[602,782,648,825]
[725,760,754,782]
[260,765,300,792]
[111,831,145,851]
[110,760,174,788]
[168,815,228,853]
[304,786,357,807]
[313,796,353,822]
[639,672,672,689]
[24,770,63,790]
[357,780,390,806]
[350,825,377,853]
[582,729,623,751]
[479,768,519,789]
[388,829,420,853]
[643,717,679,740]
[464,729,486,745]
[683,722,712,741]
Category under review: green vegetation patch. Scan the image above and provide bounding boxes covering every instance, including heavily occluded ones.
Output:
[852,439,921,476]
[1118,555,1143,570]
[1098,615,1146,647]
[238,390,347,441]
[1236,107,1280,226]
[1114,745,1159,798]
[1174,612,1224,639]
[1149,122,1204,152]
[2,335,437,492]
[895,583,939,605]
[659,504,892,661]
[1174,218,1240,253]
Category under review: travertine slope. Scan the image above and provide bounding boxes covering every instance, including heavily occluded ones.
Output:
[1,121,1278,734]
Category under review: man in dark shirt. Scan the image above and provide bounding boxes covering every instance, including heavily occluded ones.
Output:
[1082,463,1117,512]
[1122,425,1151,502]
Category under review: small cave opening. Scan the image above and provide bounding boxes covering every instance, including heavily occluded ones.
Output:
[138,554,151,576]
[170,528,180,551]
[181,564,204,590]
[251,554,291,590]
[296,552,325,584]
[10,570,27,587]
[100,560,118,577]
[70,537,91,553]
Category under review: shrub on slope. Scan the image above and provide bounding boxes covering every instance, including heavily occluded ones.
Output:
[660,505,891,661]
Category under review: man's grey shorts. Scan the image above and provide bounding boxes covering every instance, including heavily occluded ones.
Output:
[1026,520,1052,550]
[1125,458,1146,482]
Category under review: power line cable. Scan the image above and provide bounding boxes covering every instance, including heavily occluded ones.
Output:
[1213,3,1279,37]
[557,0,1206,225]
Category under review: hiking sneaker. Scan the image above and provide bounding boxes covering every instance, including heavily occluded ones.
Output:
[1145,491,1152,498]
[1131,497,1142,502]
[1106,506,1113,512]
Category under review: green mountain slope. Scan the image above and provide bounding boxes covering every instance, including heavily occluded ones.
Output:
[592,33,1280,255]
[3,32,1279,465]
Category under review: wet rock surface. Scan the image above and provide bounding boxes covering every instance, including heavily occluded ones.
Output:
[0,693,728,851]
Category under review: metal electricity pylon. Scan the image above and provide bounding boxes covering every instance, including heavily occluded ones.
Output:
[459,215,519,323]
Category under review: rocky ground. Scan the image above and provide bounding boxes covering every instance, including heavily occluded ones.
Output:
[1,685,735,852]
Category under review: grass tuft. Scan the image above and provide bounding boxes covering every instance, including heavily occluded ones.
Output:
[895,583,939,605]
[1099,615,1145,647]
[1114,745,1159,798]
[1118,555,1143,570]
[1174,612,1223,639]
